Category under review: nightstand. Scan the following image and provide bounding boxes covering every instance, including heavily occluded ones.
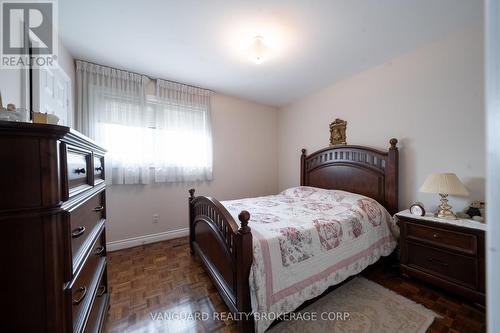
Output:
[396,210,486,306]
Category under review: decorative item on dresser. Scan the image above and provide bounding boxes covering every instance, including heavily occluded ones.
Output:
[397,210,486,306]
[0,121,108,333]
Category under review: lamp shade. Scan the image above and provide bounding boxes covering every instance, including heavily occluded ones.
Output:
[419,173,469,196]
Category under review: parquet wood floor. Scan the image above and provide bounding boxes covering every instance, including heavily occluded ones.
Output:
[103,237,485,333]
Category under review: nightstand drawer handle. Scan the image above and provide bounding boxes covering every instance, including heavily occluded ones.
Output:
[432,233,439,239]
[428,258,449,267]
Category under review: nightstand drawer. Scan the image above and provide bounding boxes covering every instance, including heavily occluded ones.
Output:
[406,242,477,289]
[406,222,477,255]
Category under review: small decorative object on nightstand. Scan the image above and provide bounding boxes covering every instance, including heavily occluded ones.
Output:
[457,200,486,223]
[419,173,469,219]
[409,202,426,216]
[396,210,485,306]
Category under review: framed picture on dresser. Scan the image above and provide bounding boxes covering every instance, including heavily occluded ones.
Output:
[31,62,72,126]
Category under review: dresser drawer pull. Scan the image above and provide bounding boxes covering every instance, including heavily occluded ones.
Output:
[71,226,86,238]
[95,166,103,172]
[97,285,106,297]
[74,168,86,175]
[93,206,104,212]
[73,286,87,305]
[428,258,449,267]
[95,246,106,257]
[432,233,439,239]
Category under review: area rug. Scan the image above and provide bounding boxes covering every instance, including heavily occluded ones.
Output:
[268,277,438,333]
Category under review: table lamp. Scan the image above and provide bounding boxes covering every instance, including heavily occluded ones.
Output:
[419,173,469,219]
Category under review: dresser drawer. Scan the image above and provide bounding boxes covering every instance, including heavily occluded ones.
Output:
[69,191,105,270]
[63,144,93,199]
[406,222,477,255]
[93,155,105,184]
[69,235,106,332]
[83,269,108,333]
[406,241,477,289]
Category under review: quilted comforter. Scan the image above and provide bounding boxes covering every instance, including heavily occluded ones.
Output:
[222,186,398,332]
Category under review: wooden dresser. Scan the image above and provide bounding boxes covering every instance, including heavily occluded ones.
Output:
[397,211,486,306]
[0,122,109,333]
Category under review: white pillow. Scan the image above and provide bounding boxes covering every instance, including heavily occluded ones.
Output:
[280,186,320,198]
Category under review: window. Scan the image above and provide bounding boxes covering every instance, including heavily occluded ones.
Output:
[76,60,213,184]
[99,97,212,184]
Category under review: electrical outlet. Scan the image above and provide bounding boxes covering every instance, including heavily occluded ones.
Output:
[152,214,160,224]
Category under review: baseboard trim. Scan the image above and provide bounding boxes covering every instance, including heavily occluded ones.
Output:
[106,228,189,252]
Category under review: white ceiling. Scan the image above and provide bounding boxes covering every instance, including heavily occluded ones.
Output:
[59,0,482,107]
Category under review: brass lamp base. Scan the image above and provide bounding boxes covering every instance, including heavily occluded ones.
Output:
[435,193,457,219]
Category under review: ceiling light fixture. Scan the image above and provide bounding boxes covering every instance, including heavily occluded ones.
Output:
[248,36,269,64]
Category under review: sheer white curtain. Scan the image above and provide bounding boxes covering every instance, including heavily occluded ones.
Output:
[75,60,213,184]
[75,61,147,141]
[153,79,213,182]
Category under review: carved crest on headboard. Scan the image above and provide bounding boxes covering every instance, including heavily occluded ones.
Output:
[329,118,347,146]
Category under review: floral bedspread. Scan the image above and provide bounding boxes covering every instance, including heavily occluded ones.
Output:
[222,186,398,333]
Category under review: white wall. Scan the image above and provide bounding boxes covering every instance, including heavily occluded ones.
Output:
[486,0,499,330]
[278,26,485,213]
[106,94,279,243]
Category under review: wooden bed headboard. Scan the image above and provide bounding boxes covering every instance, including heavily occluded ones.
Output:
[300,138,399,214]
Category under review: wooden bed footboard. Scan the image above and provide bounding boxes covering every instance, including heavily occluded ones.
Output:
[188,189,254,332]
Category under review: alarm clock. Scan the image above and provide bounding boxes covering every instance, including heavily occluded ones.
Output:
[409,202,426,216]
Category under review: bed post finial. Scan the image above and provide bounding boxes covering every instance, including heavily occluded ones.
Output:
[389,138,398,150]
[238,210,251,234]
[188,188,196,255]
[300,149,307,186]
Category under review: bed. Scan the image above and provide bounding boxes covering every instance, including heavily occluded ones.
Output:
[188,139,399,332]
